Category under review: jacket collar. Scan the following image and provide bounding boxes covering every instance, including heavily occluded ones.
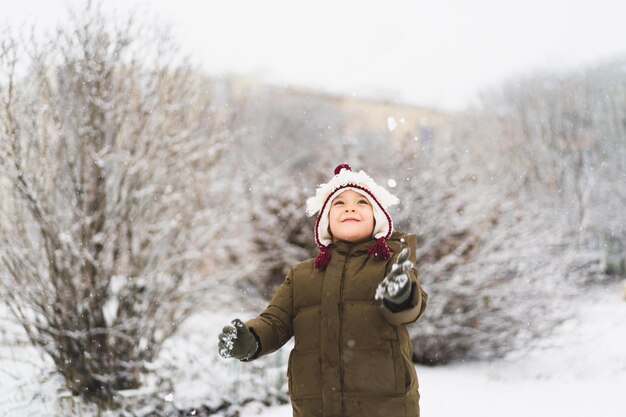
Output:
[329,237,376,256]
[328,231,404,256]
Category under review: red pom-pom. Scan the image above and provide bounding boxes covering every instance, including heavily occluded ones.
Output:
[368,237,391,260]
[334,163,352,175]
[314,246,331,271]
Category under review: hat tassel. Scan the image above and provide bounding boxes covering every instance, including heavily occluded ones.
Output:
[314,245,331,271]
[368,237,391,260]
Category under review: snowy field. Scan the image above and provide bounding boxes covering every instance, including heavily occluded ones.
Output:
[241,281,626,417]
[1,281,625,417]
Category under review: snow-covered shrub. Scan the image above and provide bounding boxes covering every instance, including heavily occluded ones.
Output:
[0,2,234,404]
[397,59,626,363]
[477,58,626,261]
[389,135,566,363]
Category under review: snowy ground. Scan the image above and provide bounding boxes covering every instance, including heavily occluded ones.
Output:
[241,281,626,417]
[1,281,625,417]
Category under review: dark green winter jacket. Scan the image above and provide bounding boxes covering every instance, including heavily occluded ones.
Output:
[245,231,428,417]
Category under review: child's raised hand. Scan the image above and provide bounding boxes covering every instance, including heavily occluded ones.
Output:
[375,248,413,304]
[217,318,258,360]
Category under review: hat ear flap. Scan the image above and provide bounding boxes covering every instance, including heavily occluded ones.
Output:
[314,246,331,271]
[368,237,391,260]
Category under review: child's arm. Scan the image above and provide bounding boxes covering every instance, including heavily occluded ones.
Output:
[217,269,295,361]
[241,268,295,360]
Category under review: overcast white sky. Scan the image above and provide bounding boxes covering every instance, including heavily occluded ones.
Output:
[4,0,626,111]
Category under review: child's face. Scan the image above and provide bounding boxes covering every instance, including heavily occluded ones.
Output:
[328,189,375,243]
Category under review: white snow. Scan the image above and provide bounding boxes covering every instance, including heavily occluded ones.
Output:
[240,282,626,417]
[1,282,625,417]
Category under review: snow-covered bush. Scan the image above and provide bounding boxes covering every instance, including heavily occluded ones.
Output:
[477,58,626,257]
[396,59,626,363]
[390,135,564,363]
[0,2,234,404]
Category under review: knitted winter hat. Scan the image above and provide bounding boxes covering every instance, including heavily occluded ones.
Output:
[306,163,400,271]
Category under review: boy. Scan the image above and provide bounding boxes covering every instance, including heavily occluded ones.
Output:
[218,163,428,417]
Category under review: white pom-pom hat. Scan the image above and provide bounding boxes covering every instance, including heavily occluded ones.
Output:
[306,163,400,271]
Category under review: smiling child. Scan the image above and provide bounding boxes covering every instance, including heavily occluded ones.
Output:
[218,163,428,417]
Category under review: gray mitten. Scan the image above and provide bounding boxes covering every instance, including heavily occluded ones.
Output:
[375,248,413,304]
[217,318,258,360]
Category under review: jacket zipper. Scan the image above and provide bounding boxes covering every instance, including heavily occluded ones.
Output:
[339,246,351,416]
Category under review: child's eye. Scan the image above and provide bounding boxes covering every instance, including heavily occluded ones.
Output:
[359,200,369,204]
[334,201,344,205]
